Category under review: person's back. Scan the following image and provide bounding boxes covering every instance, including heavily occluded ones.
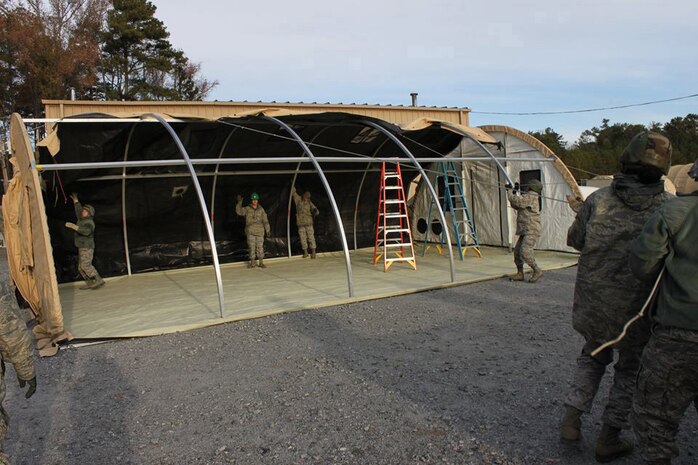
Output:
[629,160,698,465]
[568,177,672,342]
[561,131,673,462]
[631,191,698,326]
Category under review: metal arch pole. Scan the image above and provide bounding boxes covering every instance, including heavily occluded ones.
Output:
[286,162,302,258]
[121,123,137,276]
[286,126,335,258]
[441,123,514,187]
[141,113,226,318]
[359,121,456,283]
[210,126,239,223]
[352,138,390,250]
[263,115,354,297]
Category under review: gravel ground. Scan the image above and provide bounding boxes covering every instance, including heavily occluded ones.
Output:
[3,267,697,465]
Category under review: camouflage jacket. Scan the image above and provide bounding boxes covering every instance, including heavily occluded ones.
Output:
[73,201,95,249]
[507,190,541,236]
[567,174,672,342]
[630,191,698,331]
[0,275,35,382]
[235,201,270,237]
[292,192,319,227]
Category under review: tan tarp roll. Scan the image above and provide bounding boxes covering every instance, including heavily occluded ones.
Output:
[3,113,72,356]
[402,118,497,144]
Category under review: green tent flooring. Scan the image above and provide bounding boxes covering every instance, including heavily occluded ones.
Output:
[60,246,578,339]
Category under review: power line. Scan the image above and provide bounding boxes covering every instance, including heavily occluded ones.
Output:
[470,93,698,116]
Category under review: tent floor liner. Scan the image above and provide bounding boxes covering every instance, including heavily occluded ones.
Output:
[60,246,578,339]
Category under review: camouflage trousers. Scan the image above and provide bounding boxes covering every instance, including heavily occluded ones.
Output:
[513,234,538,270]
[0,370,7,459]
[298,225,316,250]
[632,326,698,463]
[78,248,98,279]
[246,234,264,261]
[565,318,650,429]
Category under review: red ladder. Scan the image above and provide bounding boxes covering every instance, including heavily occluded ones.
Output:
[372,161,417,271]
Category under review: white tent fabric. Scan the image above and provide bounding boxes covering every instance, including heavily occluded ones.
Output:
[411,126,580,253]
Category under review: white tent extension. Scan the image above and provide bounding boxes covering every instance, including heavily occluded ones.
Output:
[411,125,583,254]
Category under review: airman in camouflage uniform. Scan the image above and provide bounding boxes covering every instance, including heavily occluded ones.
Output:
[561,132,673,463]
[64,193,104,290]
[236,193,271,268]
[506,179,543,283]
[629,159,698,465]
[0,263,37,465]
[292,189,319,259]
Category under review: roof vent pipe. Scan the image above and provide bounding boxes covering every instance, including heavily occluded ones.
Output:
[70,88,76,101]
[410,92,418,107]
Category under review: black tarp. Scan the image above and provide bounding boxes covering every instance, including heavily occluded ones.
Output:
[38,112,463,282]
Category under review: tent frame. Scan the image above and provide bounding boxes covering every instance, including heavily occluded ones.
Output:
[25,115,557,320]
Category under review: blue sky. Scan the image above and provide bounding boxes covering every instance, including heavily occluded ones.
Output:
[150,0,697,145]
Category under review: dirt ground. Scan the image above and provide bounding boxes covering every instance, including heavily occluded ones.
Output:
[3,267,697,465]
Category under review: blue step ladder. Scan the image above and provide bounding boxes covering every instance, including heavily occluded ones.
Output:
[422,161,481,259]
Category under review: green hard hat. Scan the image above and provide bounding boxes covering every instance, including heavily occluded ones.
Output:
[620,131,672,175]
[527,179,543,194]
[250,192,260,201]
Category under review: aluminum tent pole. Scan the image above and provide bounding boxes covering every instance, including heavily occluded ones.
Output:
[263,116,354,297]
[141,113,226,318]
[352,138,390,250]
[209,127,239,223]
[121,123,137,276]
[286,163,302,258]
[286,126,335,258]
[37,156,552,171]
[440,123,514,187]
[358,121,456,283]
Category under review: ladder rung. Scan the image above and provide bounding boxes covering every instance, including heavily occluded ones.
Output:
[385,243,413,247]
[385,186,402,190]
[384,213,407,218]
[385,257,415,262]
[384,200,404,204]
[380,228,410,232]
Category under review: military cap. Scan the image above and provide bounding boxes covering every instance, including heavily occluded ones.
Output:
[620,132,672,175]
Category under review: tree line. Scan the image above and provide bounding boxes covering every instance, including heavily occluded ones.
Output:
[529,114,698,180]
[0,0,218,120]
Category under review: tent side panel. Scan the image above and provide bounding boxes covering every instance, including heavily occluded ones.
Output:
[6,113,70,352]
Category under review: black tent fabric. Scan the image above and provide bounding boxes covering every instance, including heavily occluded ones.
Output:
[38,112,463,282]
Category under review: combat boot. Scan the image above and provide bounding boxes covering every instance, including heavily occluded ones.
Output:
[258,259,267,269]
[560,405,583,442]
[595,424,633,463]
[89,274,105,290]
[302,249,309,258]
[510,266,524,281]
[310,249,316,259]
[529,266,543,283]
[79,277,95,290]
[246,261,256,269]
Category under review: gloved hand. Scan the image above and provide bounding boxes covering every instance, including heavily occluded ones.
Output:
[18,376,36,399]
[265,229,271,237]
[514,182,520,191]
[65,222,78,230]
[70,193,78,203]
[236,194,243,203]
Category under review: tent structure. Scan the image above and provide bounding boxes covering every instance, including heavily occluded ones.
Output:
[667,163,698,194]
[411,125,583,253]
[3,110,580,346]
